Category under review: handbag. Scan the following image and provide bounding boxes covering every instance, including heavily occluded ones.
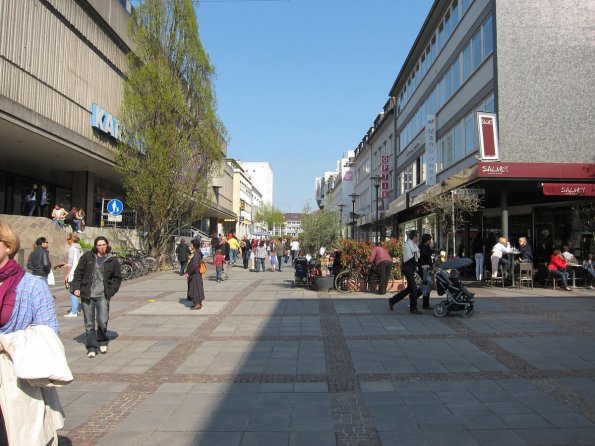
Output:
[47,269,56,286]
[199,260,207,275]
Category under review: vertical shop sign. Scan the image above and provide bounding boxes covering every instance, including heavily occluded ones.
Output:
[477,112,499,160]
[425,115,436,186]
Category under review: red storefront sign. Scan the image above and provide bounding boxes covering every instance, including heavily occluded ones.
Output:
[477,112,499,160]
[542,183,595,196]
[478,162,595,179]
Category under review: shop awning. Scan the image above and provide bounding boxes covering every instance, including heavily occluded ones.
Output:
[542,183,595,196]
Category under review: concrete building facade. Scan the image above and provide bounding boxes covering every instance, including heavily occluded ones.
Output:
[0,0,235,231]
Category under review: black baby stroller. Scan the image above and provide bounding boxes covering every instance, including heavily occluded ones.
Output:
[432,258,476,318]
[292,256,309,287]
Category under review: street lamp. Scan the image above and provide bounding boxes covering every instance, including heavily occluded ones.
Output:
[371,176,382,245]
[337,204,345,238]
[349,193,358,240]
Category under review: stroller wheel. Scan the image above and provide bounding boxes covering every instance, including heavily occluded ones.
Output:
[462,305,474,318]
[433,301,449,318]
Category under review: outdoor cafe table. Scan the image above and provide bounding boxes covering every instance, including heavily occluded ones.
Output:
[568,264,584,288]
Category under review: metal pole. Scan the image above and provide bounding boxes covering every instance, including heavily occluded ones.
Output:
[375,185,380,245]
[452,189,456,257]
[352,201,355,240]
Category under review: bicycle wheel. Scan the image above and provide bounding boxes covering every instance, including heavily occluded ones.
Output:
[120,264,133,281]
[335,270,359,293]
[143,257,158,273]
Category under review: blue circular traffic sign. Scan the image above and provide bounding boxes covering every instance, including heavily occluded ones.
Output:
[107,199,124,216]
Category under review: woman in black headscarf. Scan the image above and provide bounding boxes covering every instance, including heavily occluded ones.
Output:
[186,239,205,310]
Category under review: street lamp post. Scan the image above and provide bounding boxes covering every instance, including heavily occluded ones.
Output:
[337,204,345,238]
[349,193,358,240]
[371,176,382,245]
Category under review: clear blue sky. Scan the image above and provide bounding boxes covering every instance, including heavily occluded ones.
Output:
[195,0,433,212]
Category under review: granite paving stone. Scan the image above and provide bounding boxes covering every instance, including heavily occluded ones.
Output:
[54,268,595,445]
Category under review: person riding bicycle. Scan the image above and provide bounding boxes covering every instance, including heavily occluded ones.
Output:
[368,243,393,295]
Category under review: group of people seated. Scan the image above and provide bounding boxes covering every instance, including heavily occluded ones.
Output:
[489,235,593,290]
[51,204,86,233]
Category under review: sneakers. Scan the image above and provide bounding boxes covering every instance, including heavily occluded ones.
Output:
[87,351,96,358]
[99,345,108,354]
[64,313,77,318]
[564,287,572,291]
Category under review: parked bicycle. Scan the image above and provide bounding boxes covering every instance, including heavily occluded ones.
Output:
[334,263,398,294]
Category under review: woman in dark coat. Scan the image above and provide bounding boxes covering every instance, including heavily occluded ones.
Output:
[186,239,205,310]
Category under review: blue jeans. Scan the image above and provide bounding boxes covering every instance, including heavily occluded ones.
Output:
[216,266,223,281]
[551,269,569,288]
[179,260,187,276]
[230,249,238,264]
[68,287,79,315]
[278,255,285,271]
[81,296,110,351]
[256,258,265,272]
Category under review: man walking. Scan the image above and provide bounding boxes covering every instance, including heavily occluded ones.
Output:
[388,230,422,314]
[72,236,122,358]
[176,239,191,276]
[276,238,286,272]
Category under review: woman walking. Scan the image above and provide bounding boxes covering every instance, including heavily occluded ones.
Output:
[186,239,205,310]
[62,233,84,317]
[0,219,65,444]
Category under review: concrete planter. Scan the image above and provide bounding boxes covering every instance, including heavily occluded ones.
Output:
[312,275,335,292]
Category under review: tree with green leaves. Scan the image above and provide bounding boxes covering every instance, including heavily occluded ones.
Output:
[116,0,225,256]
[255,203,284,234]
[300,204,342,256]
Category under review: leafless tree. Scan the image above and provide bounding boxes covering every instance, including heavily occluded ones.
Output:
[423,189,482,255]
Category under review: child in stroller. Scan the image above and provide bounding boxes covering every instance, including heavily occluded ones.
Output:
[432,258,475,318]
[292,256,309,287]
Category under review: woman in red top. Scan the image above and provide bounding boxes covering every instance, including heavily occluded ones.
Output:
[548,249,571,291]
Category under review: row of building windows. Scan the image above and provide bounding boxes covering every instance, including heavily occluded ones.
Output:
[397,93,494,196]
[397,0,474,113]
[438,94,494,169]
[399,14,493,152]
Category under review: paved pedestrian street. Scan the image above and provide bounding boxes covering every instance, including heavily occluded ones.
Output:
[54,266,595,446]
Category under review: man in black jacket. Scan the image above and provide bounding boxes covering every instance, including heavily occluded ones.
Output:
[176,239,191,276]
[72,236,122,358]
[26,236,51,282]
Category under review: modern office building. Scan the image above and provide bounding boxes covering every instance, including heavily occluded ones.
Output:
[332,0,594,259]
[0,0,235,229]
[283,213,303,238]
[239,162,274,207]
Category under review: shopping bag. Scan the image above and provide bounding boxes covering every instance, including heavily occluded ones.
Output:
[47,270,56,286]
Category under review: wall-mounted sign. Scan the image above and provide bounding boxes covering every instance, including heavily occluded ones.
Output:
[477,112,499,160]
[425,115,437,186]
[91,103,121,141]
[543,183,594,196]
[478,162,594,179]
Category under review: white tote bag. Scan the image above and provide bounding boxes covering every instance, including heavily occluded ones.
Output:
[47,270,56,286]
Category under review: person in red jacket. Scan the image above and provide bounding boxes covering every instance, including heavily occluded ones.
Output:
[548,249,571,291]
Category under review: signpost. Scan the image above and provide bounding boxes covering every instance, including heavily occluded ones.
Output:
[103,198,124,227]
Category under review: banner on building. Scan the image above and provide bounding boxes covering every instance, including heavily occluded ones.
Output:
[425,115,437,185]
[477,112,499,160]
[542,183,594,196]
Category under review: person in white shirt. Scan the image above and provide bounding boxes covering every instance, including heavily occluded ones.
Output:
[561,246,578,265]
[389,230,422,314]
[290,239,300,262]
[490,237,512,278]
